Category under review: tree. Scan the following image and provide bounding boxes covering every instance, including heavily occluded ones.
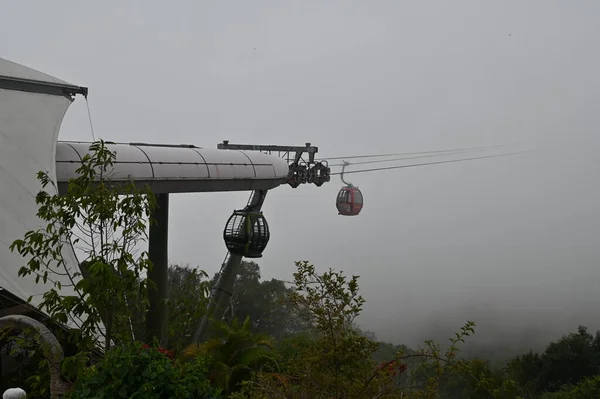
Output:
[65,341,219,399]
[231,261,514,399]
[539,326,600,392]
[539,374,600,399]
[504,351,544,398]
[182,316,276,395]
[215,261,309,340]
[165,263,211,353]
[10,140,156,357]
[497,325,600,398]
[234,261,402,398]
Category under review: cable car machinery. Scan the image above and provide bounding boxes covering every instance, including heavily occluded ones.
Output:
[193,140,331,342]
[193,140,525,342]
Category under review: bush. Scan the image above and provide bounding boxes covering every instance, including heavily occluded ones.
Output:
[539,375,600,399]
[65,341,220,399]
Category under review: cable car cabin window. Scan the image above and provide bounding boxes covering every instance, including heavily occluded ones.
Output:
[353,189,363,204]
[338,189,350,204]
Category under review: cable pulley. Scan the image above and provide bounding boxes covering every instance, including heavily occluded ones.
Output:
[288,161,331,188]
[307,161,331,187]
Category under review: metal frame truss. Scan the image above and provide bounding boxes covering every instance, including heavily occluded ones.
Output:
[217,140,331,188]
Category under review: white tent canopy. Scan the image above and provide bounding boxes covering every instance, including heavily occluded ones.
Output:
[0,58,85,325]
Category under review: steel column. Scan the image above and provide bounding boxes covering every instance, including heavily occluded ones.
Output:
[146,193,169,345]
[192,189,268,343]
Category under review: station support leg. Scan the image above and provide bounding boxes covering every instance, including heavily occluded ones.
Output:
[192,253,243,343]
[147,193,169,345]
[192,189,268,344]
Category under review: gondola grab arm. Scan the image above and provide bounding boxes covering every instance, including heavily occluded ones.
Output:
[340,161,353,186]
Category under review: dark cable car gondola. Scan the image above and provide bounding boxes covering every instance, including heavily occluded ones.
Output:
[336,161,363,216]
[223,210,270,258]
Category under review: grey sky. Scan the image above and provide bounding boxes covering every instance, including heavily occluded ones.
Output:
[3,1,600,350]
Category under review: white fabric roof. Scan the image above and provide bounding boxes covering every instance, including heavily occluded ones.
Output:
[0,58,72,85]
[0,58,82,328]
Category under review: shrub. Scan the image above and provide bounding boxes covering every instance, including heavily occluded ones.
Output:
[539,375,600,399]
[65,341,220,399]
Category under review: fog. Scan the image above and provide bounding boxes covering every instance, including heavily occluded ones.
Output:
[3,1,600,356]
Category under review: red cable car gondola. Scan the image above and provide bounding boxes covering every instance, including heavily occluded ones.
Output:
[336,185,363,216]
[336,161,363,216]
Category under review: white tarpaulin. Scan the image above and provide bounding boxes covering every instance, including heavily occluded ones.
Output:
[0,58,83,326]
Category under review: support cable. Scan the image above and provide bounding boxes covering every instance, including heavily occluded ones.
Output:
[320,143,516,161]
[329,151,528,176]
[326,147,497,168]
[84,96,96,142]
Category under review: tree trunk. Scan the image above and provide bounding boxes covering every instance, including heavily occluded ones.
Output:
[0,315,66,398]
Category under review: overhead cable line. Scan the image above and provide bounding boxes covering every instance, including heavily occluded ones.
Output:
[326,147,498,168]
[329,151,527,176]
[321,143,516,161]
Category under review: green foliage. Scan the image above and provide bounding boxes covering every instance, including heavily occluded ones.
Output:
[291,260,365,334]
[234,262,483,398]
[0,326,52,398]
[372,341,401,363]
[231,261,384,398]
[538,325,600,391]
[434,358,523,399]
[286,261,383,397]
[500,325,600,397]
[65,341,219,399]
[183,316,277,395]
[400,321,482,398]
[538,374,600,399]
[215,261,309,340]
[166,263,211,353]
[504,350,544,397]
[3,140,166,395]
[232,262,529,399]
[10,140,156,355]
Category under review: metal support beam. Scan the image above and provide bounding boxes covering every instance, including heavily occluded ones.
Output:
[0,75,88,98]
[192,189,268,343]
[192,252,244,343]
[217,140,319,164]
[217,140,330,188]
[146,193,169,345]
